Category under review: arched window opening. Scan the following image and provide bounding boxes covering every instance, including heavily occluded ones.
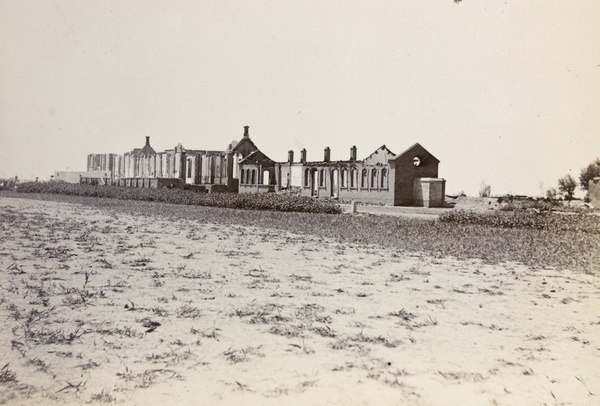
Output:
[381,169,388,188]
[371,169,377,188]
[319,169,325,187]
[304,169,310,187]
[251,169,256,185]
[341,169,347,187]
[350,168,357,188]
[361,169,368,188]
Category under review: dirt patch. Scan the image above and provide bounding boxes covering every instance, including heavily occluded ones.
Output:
[446,196,503,212]
[0,196,598,405]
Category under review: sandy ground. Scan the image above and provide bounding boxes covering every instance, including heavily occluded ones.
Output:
[0,196,599,406]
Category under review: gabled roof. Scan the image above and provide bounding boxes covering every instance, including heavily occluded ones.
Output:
[140,144,156,156]
[392,143,439,163]
[238,150,275,165]
[130,137,156,156]
[231,137,259,156]
[230,126,260,158]
[362,145,396,163]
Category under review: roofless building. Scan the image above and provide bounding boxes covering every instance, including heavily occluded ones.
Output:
[83,126,446,207]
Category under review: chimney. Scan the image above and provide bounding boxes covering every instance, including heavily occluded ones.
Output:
[324,147,330,162]
[288,150,294,163]
[145,136,150,146]
[300,148,307,163]
[350,145,357,161]
[243,126,249,138]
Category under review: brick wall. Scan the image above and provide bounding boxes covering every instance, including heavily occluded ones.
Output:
[413,178,446,207]
[392,145,438,206]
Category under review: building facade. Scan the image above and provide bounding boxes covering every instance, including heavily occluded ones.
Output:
[238,143,445,207]
[82,126,445,207]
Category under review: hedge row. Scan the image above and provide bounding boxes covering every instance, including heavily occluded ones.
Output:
[15,182,343,214]
[439,209,599,234]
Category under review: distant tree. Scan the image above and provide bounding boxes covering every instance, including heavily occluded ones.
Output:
[579,158,600,191]
[478,181,491,198]
[557,174,577,200]
[546,187,558,201]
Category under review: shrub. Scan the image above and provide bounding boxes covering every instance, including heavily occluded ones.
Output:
[15,182,342,214]
[478,181,491,198]
[546,188,558,201]
[439,209,599,234]
[579,158,600,192]
[498,196,555,212]
[558,174,577,200]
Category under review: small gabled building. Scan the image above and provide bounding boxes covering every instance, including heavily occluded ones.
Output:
[238,149,277,193]
[226,126,260,193]
[390,143,443,206]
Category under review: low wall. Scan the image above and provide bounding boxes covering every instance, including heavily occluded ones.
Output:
[150,178,183,189]
[239,184,274,194]
[117,178,183,189]
[298,186,394,205]
[207,184,229,193]
[184,184,208,193]
[338,188,394,205]
[55,171,111,184]
[413,178,446,207]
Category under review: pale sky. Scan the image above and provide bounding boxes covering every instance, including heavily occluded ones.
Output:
[1,0,599,196]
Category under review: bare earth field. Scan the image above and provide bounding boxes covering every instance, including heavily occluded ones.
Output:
[0,196,599,406]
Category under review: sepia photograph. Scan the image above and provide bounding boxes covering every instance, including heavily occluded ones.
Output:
[1,1,599,405]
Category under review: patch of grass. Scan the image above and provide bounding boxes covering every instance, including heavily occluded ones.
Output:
[0,364,16,383]
[438,371,487,382]
[176,305,202,319]
[350,332,402,348]
[269,324,305,338]
[89,389,116,403]
[230,303,291,324]
[398,315,438,330]
[440,209,599,233]
[6,190,599,274]
[426,299,446,308]
[146,349,195,367]
[388,273,410,282]
[117,367,181,388]
[191,326,220,340]
[389,309,416,322]
[222,346,264,363]
[25,322,87,345]
[95,325,138,338]
[311,325,336,338]
[26,357,50,373]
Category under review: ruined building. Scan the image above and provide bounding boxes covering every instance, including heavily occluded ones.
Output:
[81,126,445,207]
